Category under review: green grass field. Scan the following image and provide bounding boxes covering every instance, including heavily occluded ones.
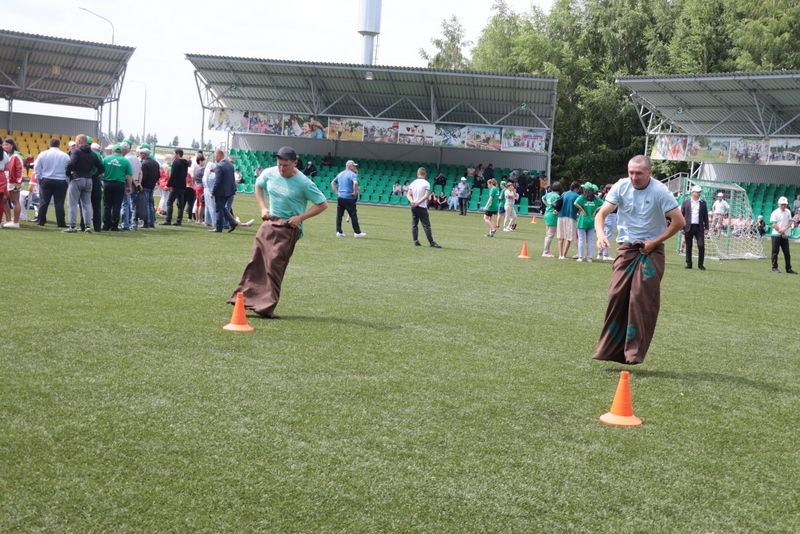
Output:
[2,197,798,533]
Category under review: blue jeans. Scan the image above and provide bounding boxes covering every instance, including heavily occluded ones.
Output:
[141,188,155,227]
[577,228,595,258]
[122,190,139,229]
[601,212,617,256]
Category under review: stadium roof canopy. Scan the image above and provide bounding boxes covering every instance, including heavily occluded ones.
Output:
[186,55,558,131]
[616,71,800,137]
[0,29,135,109]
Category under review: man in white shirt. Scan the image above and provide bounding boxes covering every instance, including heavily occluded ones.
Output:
[34,138,70,227]
[679,185,709,270]
[769,196,796,274]
[711,192,729,235]
[406,167,441,248]
[120,141,142,230]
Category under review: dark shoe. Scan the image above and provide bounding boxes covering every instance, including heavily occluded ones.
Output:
[159,221,171,226]
[698,265,706,271]
[430,242,442,248]
[685,265,692,269]
[414,241,421,246]
[228,222,238,233]
[209,229,222,232]
[772,268,781,273]
[173,221,182,226]
[787,269,798,274]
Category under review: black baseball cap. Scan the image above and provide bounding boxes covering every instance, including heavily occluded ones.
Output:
[276,146,297,160]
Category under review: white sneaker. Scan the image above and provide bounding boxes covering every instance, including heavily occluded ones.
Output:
[542,253,554,258]
[502,228,511,232]
[576,258,584,262]
[354,232,367,238]
[336,232,346,237]
[586,258,593,263]
[2,222,19,229]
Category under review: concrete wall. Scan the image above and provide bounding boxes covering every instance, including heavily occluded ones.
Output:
[700,163,800,185]
[0,111,99,138]
[233,133,549,173]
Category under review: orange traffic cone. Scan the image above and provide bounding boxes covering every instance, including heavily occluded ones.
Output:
[223,292,254,332]
[599,371,642,426]
[517,241,531,259]
[530,216,537,224]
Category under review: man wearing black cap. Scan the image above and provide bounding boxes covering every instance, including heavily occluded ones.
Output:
[228,146,328,318]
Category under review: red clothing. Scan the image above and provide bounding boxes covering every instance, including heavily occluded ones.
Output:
[158,167,169,189]
[6,153,23,184]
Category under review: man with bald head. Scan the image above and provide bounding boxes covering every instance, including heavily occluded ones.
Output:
[592,155,684,364]
[210,149,237,233]
[64,134,104,233]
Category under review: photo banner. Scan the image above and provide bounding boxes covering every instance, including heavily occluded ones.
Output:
[208,108,249,132]
[397,123,434,145]
[501,127,547,153]
[651,134,687,161]
[434,125,467,148]
[768,138,800,165]
[728,138,770,165]
[327,118,365,142]
[248,112,283,135]
[464,125,502,151]
[685,136,730,163]
[283,115,327,138]
[362,119,399,143]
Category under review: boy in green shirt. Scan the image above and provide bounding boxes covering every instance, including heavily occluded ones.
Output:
[574,182,600,262]
[541,182,562,257]
[483,178,500,237]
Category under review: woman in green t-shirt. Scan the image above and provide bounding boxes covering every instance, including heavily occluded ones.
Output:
[574,182,600,262]
[483,178,500,237]
[541,181,562,257]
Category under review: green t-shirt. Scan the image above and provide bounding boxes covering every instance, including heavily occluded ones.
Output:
[255,167,327,238]
[102,153,132,182]
[543,191,560,226]
[575,195,600,229]
[486,186,500,211]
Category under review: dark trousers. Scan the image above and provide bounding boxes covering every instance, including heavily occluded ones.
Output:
[771,235,792,270]
[183,188,196,220]
[684,224,705,267]
[458,197,468,215]
[336,197,362,233]
[166,187,187,223]
[411,206,435,244]
[103,181,125,230]
[37,178,68,226]
[215,195,236,231]
[91,177,102,231]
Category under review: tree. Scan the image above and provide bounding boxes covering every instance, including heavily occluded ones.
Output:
[202,140,213,150]
[191,138,200,149]
[115,130,125,142]
[667,0,730,74]
[171,136,179,147]
[419,15,471,70]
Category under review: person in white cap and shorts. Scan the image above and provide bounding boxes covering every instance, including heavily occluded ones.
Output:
[769,196,796,274]
[711,191,729,235]
[331,159,366,237]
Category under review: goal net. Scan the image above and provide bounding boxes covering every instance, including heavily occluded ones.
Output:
[674,178,765,260]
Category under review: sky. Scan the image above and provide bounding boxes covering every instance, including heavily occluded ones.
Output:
[5,0,553,148]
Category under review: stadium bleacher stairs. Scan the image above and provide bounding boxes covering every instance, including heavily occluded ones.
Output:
[229,148,546,215]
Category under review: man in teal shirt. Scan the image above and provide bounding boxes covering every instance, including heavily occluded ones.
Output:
[228,146,327,318]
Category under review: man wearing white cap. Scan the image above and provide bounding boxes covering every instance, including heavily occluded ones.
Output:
[680,185,709,270]
[769,196,796,274]
[455,176,471,215]
[711,191,729,235]
[331,159,366,237]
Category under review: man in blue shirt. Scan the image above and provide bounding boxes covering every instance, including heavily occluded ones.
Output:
[592,155,684,364]
[331,159,366,238]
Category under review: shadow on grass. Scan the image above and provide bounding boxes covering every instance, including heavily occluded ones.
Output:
[603,367,788,393]
[254,314,399,330]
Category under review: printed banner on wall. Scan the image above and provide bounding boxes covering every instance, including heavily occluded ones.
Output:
[501,127,547,152]
[327,118,365,142]
[248,112,283,135]
[728,138,770,165]
[208,108,249,132]
[434,125,467,148]
[768,138,800,165]
[362,119,399,143]
[397,122,434,145]
[685,136,730,163]
[283,114,327,138]
[651,134,687,161]
[464,125,502,151]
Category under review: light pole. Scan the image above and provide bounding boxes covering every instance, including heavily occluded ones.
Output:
[129,80,147,143]
[78,7,115,44]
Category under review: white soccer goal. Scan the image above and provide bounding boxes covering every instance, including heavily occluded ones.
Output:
[673,177,765,260]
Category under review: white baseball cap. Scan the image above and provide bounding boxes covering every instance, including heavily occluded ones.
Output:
[691,185,702,192]
[778,196,789,205]
[91,142,100,150]
[717,192,724,197]
[68,141,76,147]
[346,160,358,167]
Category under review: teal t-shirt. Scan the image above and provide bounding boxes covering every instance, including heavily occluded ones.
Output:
[486,186,500,211]
[575,195,600,229]
[543,191,560,226]
[102,153,132,182]
[255,167,326,237]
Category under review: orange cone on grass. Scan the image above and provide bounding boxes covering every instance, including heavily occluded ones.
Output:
[223,292,254,332]
[517,241,530,259]
[599,371,642,426]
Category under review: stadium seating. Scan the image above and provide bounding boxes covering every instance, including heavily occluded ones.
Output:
[0,128,73,176]
[230,148,543,213]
